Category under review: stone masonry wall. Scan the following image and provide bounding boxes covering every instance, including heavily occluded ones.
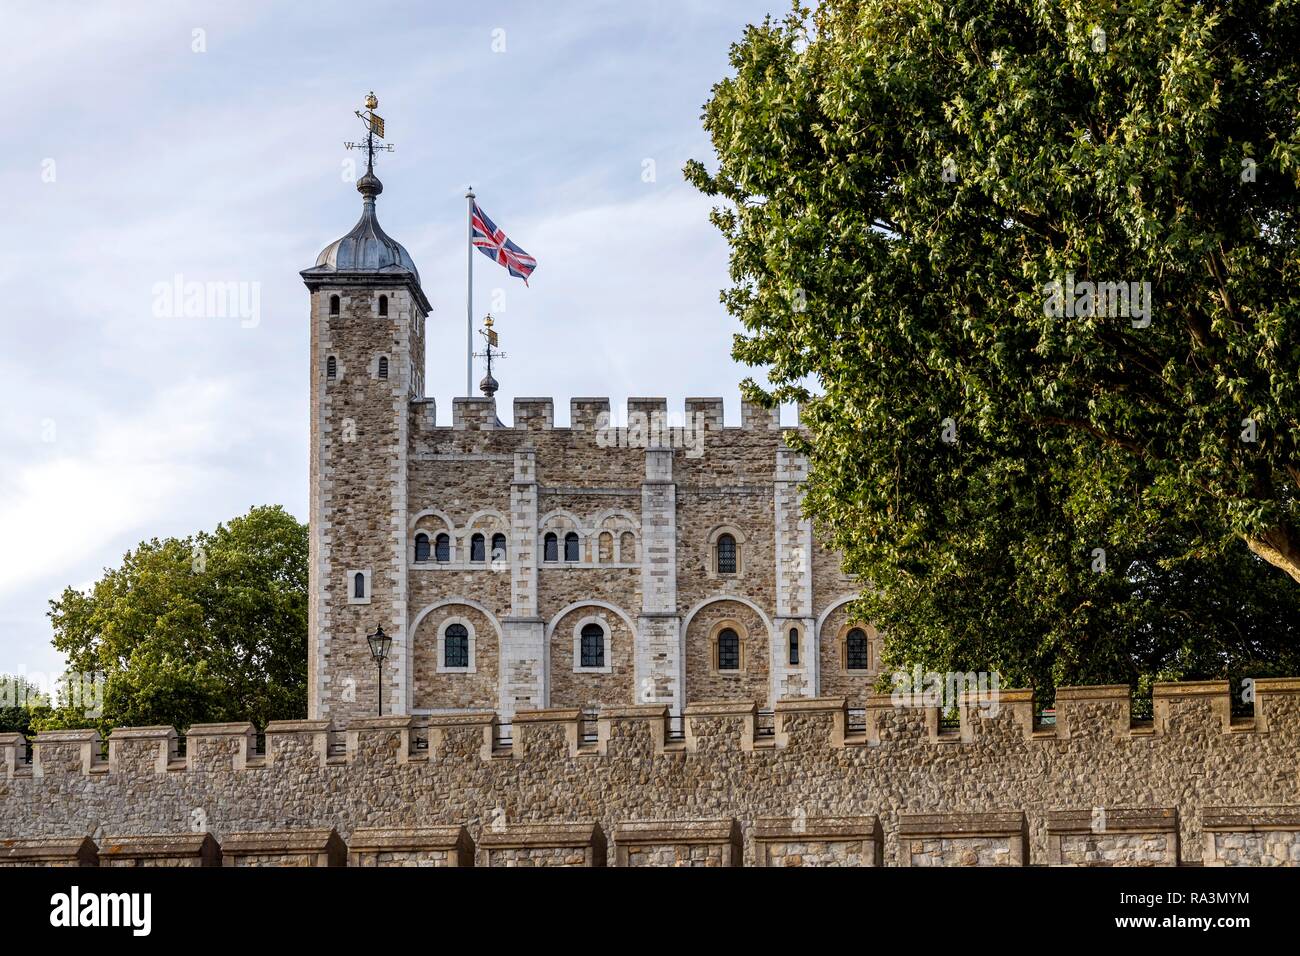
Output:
[3,681,1299,867]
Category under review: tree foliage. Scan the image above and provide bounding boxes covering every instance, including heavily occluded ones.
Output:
[687,1,1300,688]
[46,505,308,733]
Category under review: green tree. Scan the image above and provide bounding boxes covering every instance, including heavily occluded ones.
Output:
[687,1,1300,687]
[46,505,308,733]
[0,675,50,736]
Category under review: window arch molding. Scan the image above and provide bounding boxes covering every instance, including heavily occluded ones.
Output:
[537,509,587,564]
[545,601,637,651]
[708,618,749,674]
[706,525,748,578]
[462,509,509,568]
[409,510,456,564]
[436,616,477,673]
[571,614,613,674]
[836,622,878,673]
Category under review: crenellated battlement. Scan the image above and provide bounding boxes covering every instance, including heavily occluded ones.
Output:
[4,679,1299,865]
[413,395,793,433]
[6,679,1299,776]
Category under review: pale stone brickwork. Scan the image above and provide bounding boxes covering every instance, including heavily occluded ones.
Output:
[347,826,473,867]
[1058,833,1173,866]
[1202,807,1300,866]
[1046,808,1178,866]
[753,817,881,867]
[5,681,1300,866]
[478,822,605,867]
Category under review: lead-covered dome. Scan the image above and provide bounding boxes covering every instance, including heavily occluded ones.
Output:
[306,171,420,283]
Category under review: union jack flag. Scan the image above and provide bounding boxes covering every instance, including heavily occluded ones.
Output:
[471,201,537,285]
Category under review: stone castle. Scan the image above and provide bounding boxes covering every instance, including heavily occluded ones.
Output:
[3,143,1299,868]
[301,159,872,726]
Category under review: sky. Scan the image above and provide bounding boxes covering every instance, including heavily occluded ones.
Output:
[0,0,795,680]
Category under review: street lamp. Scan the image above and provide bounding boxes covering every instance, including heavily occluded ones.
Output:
[366,625,392,716]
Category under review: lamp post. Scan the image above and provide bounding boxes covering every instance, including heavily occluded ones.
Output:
[366,625,392,716]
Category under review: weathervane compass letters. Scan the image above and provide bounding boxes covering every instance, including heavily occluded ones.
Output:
[344,91,395,175]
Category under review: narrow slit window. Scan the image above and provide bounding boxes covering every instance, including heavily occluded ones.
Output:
[788,627,800,665]
[378,294,388,316]
[329,294,340,316]
[353,572,366,599]
[326,356,337,380]
[378,356,389,379]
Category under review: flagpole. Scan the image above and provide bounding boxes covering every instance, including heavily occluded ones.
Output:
[465,187,475,397]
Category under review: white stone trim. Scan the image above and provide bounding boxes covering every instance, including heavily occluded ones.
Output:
[680,595,774,646]
[436,616,477,673]
[706,524,747,578]
[815,594,861,634]
[539,528,589,564]
[408,508,456,532]
[571,615,613,673]
[410,599,503,642]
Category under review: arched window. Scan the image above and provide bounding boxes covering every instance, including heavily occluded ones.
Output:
[444,623,469,668]
[434,533,451,562]
[716,627,741,670]
[326,356,337,380]
[619,531,635,563]
[470,533,485,562]
[491,532,507,563]
[564,531,580,562]
[789,627,800,665]
[414,533,430,562]
[378,294,388,316]
[353,572,366,599]
[378,356,389,379]
[716,533,737,574]
[845,628,869,671]
[329,294,340,316]
[580,622,605,668]
[543,532,558,562]
[598,531,614,563]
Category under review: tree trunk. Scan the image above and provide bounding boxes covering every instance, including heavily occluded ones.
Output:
[1246,525,1300,585]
